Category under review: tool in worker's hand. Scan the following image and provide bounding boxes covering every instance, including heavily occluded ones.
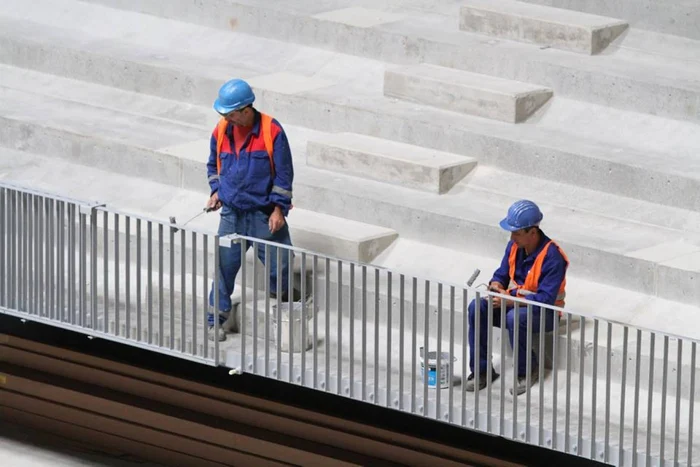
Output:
[465,268,481,287]
[169,207,214,232]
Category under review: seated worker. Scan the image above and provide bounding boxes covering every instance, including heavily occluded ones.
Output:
[465,200,569,395]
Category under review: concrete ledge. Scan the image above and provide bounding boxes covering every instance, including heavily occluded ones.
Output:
[460,0,628,54]
[384,64,553,123]
[287,209,398,263]
[306,132,477,194]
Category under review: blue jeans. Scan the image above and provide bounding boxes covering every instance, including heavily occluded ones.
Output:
[468,298,557,376]
[208,206,292,326]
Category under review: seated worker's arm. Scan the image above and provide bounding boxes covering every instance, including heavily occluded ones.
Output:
[524,247,568,307]
[269,121,294,216]
[206,131,220,196]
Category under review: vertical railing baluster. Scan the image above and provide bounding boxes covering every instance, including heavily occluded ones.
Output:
[312,255,318,388]
[253,240,259,373]
[68,204,76,325]
[619,326,629,464]
[265,244,272,378]
[103,211,109,332]
[180,229,186,352]
[513,301,519,439]
[349,262,355,397]
[660,335,669,467]
[115,214,120,336]
[673,340,683,464]
[448,286,455,424]
[486,295,495,432]
[539,306,546,446]
[0,188,5,307]
[412,278,418,413]
[436,283,442,420]
[338,259,343,393]
[374,269,380,403]
[462,288,468,427]
[645,333,655,467]
[240,237,247,369]
[147,221,153,344]
[301,253,308,386]
[605,322,612,463]
[500,300,507,436]
[169,222,175,349]
[136,219,142,342]
[158,223,164,346]
[632,330,642,466]
[125,216,131,339]
[398,274,404,410]
[423,280,430,417]
[277,247,283,379]
[526,304,533,443]
[687,342,696,467]
[202,235,208,358]
[290,249,296,384]
[386,270,392,408]
[79,208,87,327]
[213,235,221,365]
[578,316,586,454]
[591,319,599,458]
[324,257,330,390]
[474,291,481,429]
[565,312,572,453]
[90,208,97,331]
[191,232,197,355]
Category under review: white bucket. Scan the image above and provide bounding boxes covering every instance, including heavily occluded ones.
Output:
[272,302,314,353]
[419,347,453,389]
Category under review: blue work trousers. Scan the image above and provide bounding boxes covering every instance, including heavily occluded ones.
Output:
[468,298,557,376]
[208,206,292,326]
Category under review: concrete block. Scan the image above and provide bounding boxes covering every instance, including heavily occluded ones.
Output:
[517,0,700,41]
[306,132,477,194]
[384,64,553,123]
[287,209,398,263]
[460,0,628,54]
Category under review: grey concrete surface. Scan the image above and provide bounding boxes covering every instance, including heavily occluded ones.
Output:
[384,64,553,122]
[306,132,477,193]
[460,0,628,54]
[72,0,700,121]
[517,0,700,40]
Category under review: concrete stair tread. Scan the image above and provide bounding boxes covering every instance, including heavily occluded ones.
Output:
[306,131,478,193]
[384,64,553,122]
[460,0,628,54]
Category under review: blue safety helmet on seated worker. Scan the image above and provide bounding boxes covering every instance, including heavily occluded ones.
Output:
[499,200,543,232]
[213,78,255,115]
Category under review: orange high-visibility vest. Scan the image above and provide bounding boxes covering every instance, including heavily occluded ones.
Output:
[508,240,568,308]
[215,113,274,176]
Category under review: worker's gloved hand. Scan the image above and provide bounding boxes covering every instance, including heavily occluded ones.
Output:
[206,192,222,212]
[269,206,286,234]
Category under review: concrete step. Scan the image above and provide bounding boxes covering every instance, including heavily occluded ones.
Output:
[517,0,700,40]
[384,64,553,123]
[460,0,628,54]
[306,132,477,193]
[70,0,700,122]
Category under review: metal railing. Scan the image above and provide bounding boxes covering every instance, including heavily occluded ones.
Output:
[1,182,698,466]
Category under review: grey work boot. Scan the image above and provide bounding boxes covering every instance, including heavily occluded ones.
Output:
[208,308,230,341]
[510,368,539,396]
[222,308,240,333]
[464,368,499,392]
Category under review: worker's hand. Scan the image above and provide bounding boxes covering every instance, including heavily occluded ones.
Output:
[269,206,286,234]
[207,192,222,211]
[488,282,505,294]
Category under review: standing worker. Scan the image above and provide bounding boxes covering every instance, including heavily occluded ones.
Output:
[465,200,569,395]
[206,78,299,341]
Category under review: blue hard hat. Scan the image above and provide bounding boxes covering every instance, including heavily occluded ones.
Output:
[499,200,543,232]
[213,78,255,114]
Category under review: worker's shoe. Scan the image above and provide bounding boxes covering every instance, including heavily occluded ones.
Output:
[510,368,539,396]
[464,368,499,392]
[222,308,240,334]
[208,308,230,341]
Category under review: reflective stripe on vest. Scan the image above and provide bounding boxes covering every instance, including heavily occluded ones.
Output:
[508,240,568,308]
[215,113,274,176]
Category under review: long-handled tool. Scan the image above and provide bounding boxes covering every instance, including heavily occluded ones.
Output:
[169,207,215,232]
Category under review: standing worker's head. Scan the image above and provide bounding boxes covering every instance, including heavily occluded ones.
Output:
[499,200,543,252]
[213,78,256,127]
